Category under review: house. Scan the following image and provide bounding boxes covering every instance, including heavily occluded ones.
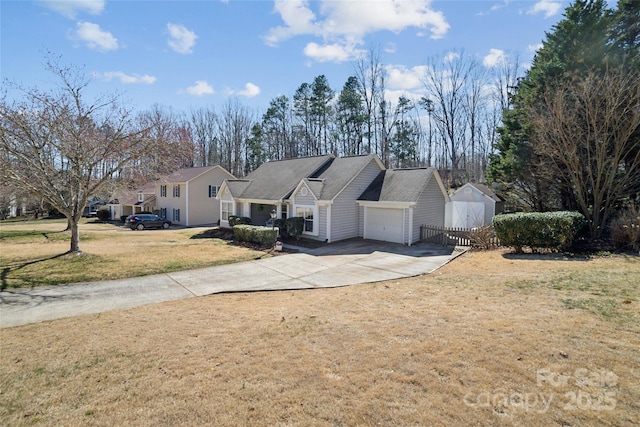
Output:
[156,165,235,226]
[357,168,449,245]
[218,154,449,245]
[218,154,335,229]
[445,182,505,229]
[107,183,156,220]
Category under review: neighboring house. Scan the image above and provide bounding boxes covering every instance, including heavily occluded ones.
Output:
[1,193,27,218]
[219,154,449,245]
[445,182,505,229]
[107,183,156,220]
[156,165,235,226]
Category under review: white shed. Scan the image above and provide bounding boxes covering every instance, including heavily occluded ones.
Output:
[445,183,504,229]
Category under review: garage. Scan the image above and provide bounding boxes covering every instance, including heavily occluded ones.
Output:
[364,207,404,244]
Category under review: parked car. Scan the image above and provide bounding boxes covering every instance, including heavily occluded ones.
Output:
[127,214,171,230]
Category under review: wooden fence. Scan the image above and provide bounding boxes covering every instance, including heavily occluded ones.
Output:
[420,225,501,248]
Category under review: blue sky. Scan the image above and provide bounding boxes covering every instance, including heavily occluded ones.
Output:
[1,0,569,113]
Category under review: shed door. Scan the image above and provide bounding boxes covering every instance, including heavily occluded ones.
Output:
[452,201,485,228]
[365,207,404,243]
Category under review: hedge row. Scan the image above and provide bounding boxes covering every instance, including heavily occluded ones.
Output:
[233,225,279,247]
[493,211,585,252]
[228,215,251,227]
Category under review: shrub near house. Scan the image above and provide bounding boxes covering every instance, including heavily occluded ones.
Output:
[233,225,278,247]
[493,211,585,252]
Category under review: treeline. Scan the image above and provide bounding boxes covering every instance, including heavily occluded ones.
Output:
[123,49,520,186]
[489,0,640,238]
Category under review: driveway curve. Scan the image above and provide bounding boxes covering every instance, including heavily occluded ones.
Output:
[1,241,466,328]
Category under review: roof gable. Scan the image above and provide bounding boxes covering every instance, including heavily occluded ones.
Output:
[293,179,321,200]
[453,183,503,202]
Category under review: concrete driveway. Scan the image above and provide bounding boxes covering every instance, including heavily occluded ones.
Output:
[0,240,465,328]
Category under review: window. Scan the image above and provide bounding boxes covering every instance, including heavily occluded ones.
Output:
[209,185,219,198]
[173,208,180,222]
[222,201,233,222]
[138,192,144,202]
[281,204,288,219]
[160,185,167,198]
[296,206,314,233]
[160,208,167,219]
[173,185,180,198]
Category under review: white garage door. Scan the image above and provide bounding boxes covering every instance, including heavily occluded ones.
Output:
[365,207,404,243]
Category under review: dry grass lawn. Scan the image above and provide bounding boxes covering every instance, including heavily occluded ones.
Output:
[1,249,638,426]
[0,219,266,288]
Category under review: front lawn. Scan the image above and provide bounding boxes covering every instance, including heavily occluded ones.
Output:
[1,250,638,426]
[0,219,268,288]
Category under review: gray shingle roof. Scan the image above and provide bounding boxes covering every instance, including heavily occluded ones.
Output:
[228,155,334,201]
[159,165,229,183]
[358,167,438,203]
[111,190,139,205]
[302,154,380,200]
[466,183,503,202]
[224,180,252,197]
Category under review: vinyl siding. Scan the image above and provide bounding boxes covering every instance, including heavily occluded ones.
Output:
[412,177,446,242]
[157,167,234,226]
[292,187,317,206]
[156,183,186,225]
[404,208,411,244]
[331,160,384,242]
[318,205,328,241]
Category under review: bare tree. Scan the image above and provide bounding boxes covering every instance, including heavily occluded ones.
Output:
[422,51,478,186]
[215,98,255,177]
[130,105,194,183]
[355,47,384,155]
[528,66,640,237]
[189,106,219,167]
[463,63,488,182]
[0,56,154,253]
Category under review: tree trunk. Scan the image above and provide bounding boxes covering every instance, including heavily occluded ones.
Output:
[68,215,81,253]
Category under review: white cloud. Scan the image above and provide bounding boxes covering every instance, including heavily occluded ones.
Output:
[444,51,460,63]
[98,72,156,84]
[528,0,562,18]
[186,81,214,96]
[39,0,105,19]
[385,65,429,90]
[483,48,506,67]
[476,0,512,16]
[318,0,450,40]
[167,23,197,54]
[265,0,449,63]
[264,0,319,46]
[237,83,261,98]
[74,21,118,51]
[528,43,544,52]
[384,43,397,54]
[303,42,359,63]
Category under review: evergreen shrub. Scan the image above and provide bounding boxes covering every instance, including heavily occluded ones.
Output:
[493,211,585,252]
